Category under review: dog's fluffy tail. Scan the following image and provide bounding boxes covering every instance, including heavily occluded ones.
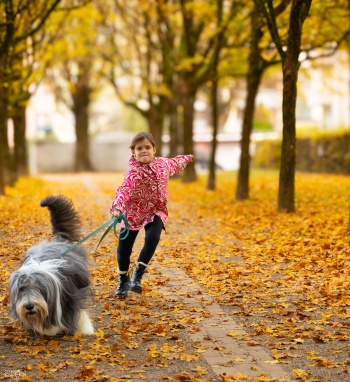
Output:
[40,195,83,242]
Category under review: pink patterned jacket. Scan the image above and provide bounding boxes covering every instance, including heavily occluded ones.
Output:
[110,155,192,230]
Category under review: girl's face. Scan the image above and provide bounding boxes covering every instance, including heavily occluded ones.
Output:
[132,139,156,164]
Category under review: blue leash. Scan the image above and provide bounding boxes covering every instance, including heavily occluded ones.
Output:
[60,213,129,260]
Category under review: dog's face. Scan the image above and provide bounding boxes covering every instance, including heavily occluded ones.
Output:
[9,271,50,334]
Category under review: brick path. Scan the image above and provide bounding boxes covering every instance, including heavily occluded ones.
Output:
[157,266,290,381]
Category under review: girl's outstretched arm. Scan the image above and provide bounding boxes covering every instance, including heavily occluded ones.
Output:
[166,154,194,176]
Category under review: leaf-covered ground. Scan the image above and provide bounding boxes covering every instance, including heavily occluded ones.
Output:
[0,171,349,382]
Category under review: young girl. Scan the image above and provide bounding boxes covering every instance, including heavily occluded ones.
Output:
[110,132,194,297]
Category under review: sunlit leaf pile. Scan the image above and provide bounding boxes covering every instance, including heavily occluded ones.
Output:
[0,171,349,382]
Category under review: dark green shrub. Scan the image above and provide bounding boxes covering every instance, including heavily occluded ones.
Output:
[252,131,350,174]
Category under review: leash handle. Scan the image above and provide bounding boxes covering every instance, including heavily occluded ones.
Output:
[113,213,129,240]
[93,213,129,260]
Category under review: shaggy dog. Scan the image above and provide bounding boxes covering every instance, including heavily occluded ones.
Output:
[9,195,94,336]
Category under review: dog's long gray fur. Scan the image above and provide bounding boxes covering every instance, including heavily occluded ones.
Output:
[9,195,93,336]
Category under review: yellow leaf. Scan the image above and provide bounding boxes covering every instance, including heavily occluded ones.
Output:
[72,332,82,341]
[37,363,48,373]
[95,328,105,339]
[226,331,239,338]
[292,369,309,378]
[179,353,199,361]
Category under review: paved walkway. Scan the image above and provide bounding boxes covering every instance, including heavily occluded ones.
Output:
[157,266,290,381]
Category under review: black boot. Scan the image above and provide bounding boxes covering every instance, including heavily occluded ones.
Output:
[115,272,130,298]
[129,263,147,294]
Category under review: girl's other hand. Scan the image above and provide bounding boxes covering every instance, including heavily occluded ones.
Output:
[188,154,194,162]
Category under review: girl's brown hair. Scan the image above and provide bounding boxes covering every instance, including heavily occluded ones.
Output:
[129,132,156,149]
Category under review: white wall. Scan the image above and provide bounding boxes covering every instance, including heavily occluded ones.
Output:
[29,133,134,174]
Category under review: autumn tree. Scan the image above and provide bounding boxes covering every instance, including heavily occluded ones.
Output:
[173,0,241,182]
[157,0,241,183]
[206,0,240,190]
[257,0,349,212]
[0,0,62,194]
[95,0,175,153]
[235,0,349,205]
[8,40,36,177]
[44,4,105,172]
[256,0,312,212]
[7,29,52,177]
[96,0,240,183]
[0,0,92,193]
[235,0,289,200]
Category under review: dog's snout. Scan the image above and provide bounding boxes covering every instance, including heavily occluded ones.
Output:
[25,303,34,311]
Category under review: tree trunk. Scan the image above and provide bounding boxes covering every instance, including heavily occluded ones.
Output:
[278,0,312,212]
[0,68,15,191]
[13,104,28,176]
[236,72,263,200]
[169,96,180,157]
[236,5,264,200]
[148,103,164,155]
[72,82,92,172]
[0,73,7,195]
[278,58,298,212]
[207,77,218,190]
[180,80,197,183]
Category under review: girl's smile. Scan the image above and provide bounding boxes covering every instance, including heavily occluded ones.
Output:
[132,139,156,164]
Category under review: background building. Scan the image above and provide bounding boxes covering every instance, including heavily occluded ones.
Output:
[26,51,350,173]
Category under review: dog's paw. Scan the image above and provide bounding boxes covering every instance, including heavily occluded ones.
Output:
[43,325,64,336]
[77,310,94,335]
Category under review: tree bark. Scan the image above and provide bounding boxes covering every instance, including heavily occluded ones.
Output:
[180,80,197,183]
[72,79,92,172]
[0,67,15,191]
[278,58,298,212]
[169,95,180,158]
[236,4,264,200]
[236,70,263,200]
[0,70,7,195]
[207,77,218,190]
[12,104,28,176]
[147,102,164,155]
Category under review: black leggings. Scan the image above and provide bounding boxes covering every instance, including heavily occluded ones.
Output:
[117,215,163,272]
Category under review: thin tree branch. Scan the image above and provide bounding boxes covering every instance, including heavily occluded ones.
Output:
[256,0,285,59]
[12,0,62,42]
